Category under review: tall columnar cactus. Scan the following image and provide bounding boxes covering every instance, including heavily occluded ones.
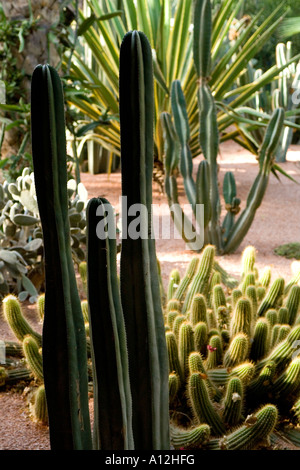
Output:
[86,198,133,450]
[31,64,92,450]
[119,31,169,450]
[161,0,286,255]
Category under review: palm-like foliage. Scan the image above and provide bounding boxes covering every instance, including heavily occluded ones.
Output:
[64,0,299,163]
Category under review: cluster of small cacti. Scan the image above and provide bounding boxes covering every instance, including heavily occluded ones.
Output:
[0,294,48,424]
[164,244,300,450]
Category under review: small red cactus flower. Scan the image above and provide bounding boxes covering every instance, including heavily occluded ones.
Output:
[207,345,217,352]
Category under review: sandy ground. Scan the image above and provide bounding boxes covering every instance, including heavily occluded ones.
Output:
[0,141,299,450]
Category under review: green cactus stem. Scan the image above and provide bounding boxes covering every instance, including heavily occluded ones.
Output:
[212,284,227,312]
[266,309,278,327]
[257,324,300,373]
[258,266,272,289]
[188,372,226,436]
[278,307,289,324]
[166,299,181,314]
[257,286,267,302]
[170,423,210,449]
[81,300,89,324]
[79,261,87,294]
[33,385,48,424]
[207,361,255,387]
[232,288,243,307]
[247,361,276,404]
[37,294,45,320]
[240,273,256,295]
[250,318,270,362]
[277,324,291,343]
[173,257,199,301]
[257,277,285,317]
[222,377,244,427]
[188,294,207,326]
[182,245,216,313]
[272,357,300,400]
[166,330,184,384]
[178,321,195,377]
[86,198,134,450]
[241,246,256,279]
[119,31,169,450]
[2,295,42,346]
[167,270,181,302]
[292,396,300,424]
[31,64,92,450]
[22,335,43,382]
[246,285,258,318]
[223,108,285,254]
[230,298,252,337]
[188,351,223,402]
[169,373,180,404]
[167,310,181,329]
[194,321,208,354]
[224,333,249,368]
[0,367,32,387]
[213,404,278,450]
[285,285,300,326]
[205,335,223,370]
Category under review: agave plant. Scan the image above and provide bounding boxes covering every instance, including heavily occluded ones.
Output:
[64,0,299,166]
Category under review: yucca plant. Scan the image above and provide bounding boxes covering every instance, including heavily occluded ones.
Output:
[64,0,299,167]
